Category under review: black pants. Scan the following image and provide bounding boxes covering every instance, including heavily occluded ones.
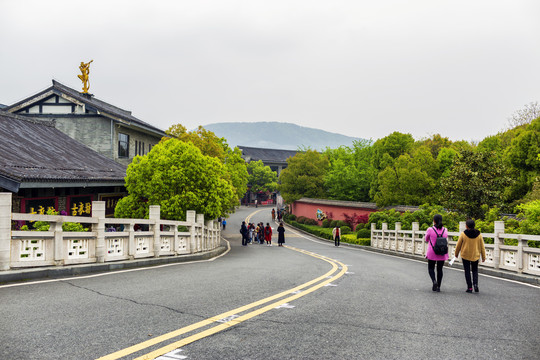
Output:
[428,260,444,286]
[335,236,340,246]
[242,234,248,246]
[462,259,479,288]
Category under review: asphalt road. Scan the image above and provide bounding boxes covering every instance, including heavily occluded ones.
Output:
[1,206,539,360]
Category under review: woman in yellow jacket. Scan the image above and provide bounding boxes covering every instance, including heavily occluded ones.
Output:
[454,219,486,293]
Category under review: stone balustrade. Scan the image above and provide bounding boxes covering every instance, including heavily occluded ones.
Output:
[0,193,221,271]
[371,221,540,276]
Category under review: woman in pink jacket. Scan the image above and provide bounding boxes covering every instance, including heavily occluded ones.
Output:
[424,214,449,292]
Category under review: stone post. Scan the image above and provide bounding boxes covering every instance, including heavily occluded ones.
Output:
[149,205,161,257]
[395,222,401,252]
[517,235,524,274]
[412,222,419,255]
[493,221,504,269]
[370,222,376,247]
[127,223,135,259]
[92,201,106,263]
[459,221,466,233]
[197,214,205,252]
[186,210,196,253]
[382,223,388,250]
[53,217,63,266]
[0,193,12,271]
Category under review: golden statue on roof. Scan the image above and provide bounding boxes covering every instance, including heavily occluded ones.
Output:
[78,60,93,93]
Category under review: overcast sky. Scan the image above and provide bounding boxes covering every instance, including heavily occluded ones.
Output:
[1,1,539,142]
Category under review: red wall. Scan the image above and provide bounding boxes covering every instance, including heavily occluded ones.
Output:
[291,201,377,230]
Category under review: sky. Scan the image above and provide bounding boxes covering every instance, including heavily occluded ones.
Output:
[1,0,539,143]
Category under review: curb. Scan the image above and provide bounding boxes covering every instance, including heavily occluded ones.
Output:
[0,243,228,285]
[285,223,540,287]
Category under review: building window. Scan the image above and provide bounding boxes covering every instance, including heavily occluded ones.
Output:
[118,133,129,158]
[134,140,138,156]
[149,144,152,152]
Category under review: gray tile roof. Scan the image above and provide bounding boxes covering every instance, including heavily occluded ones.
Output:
[238,146,298,163]
[4,80,166,137]
[0,110,126,192]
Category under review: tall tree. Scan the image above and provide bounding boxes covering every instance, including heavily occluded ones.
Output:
[440,150,513,218]
[247,160,278,193]
[115,139,235,220]
[279,150,329,204]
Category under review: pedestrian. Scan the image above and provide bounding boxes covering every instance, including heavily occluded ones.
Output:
[454,219,486,293]
[264,222,273,246]
[332,226,340,246]
[240,221,248,246]
[258,223,264,244]
[271,208,276,221]
[248,223,253,244]
[424,214,449,292]
[255,199,258,208]
[222,219,226,230]
[277,222,285,246]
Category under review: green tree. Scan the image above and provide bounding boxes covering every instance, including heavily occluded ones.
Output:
[247,160,278,193]
[371,132,415,170]
[224,147,249,206]
[166,124,228,161]
[323,140,375,202]
[279,150,329,204]
[372,153,436,206]
[440,150,513,218]
[115,139,235,220]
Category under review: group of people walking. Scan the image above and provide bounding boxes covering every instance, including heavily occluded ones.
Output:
[240,220,286,247]
[425,214,486,293]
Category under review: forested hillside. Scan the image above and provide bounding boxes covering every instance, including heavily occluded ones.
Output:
[202,122,363,150]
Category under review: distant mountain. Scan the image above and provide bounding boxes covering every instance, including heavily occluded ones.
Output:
[202,122,364,151]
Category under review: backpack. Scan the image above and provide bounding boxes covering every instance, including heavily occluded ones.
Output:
[430,227,448,255]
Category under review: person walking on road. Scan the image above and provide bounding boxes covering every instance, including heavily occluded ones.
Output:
[424,214,449,292]
[277,222,285,246]
[222,219,226,230]
[271,208,276,221]
[264,223,273,246]
[332,226,341,246]
[240,221,249,246]
[454,219,486,293]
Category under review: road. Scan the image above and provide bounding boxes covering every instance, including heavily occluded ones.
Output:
[1,206,539,359]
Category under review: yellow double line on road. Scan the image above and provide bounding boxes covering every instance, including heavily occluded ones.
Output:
[97,246,348,360]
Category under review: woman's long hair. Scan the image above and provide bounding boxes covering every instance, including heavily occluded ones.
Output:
[433,214,443,230]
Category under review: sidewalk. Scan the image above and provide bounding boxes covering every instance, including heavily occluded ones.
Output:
[0,244,228,285]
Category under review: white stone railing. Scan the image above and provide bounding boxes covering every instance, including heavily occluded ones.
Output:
[0,193,221,271]
[370,221,540,276]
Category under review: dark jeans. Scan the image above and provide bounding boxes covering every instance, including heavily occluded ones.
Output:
[242,234,248,246]
[428,260,444,286]
[335,236,340,246]
[462,259,479,288]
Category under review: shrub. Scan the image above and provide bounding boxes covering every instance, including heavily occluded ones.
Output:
[62,222,88,232]
[296,216,308,224]
[304,218,319,226]
[336,220,348,228]
[340,226,351,234]
[321,219,332,228]
[288,214,296,221]
[356,228,371,239]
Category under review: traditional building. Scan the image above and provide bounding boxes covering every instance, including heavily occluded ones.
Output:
[3,80,167,166]
[238,146,297,176]
[0,110,127,217]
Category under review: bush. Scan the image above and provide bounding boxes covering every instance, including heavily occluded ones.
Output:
[321,219,332,228]
[304,218,319,226]
[356,228,371,239]
[288,214,296,221]
[336,220,348,228]
[340,226,351,234]
[62,222,88,232]
[296,216,308,224]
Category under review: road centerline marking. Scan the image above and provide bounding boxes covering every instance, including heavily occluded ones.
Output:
[97,246,347,360]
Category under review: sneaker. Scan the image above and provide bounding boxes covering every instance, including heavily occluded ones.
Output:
[432,282,438,292]
[436,286,440,292]
[474,285,479,293]
[466,288,473,293]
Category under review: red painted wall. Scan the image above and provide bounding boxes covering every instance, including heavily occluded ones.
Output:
[291,201,377,230]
